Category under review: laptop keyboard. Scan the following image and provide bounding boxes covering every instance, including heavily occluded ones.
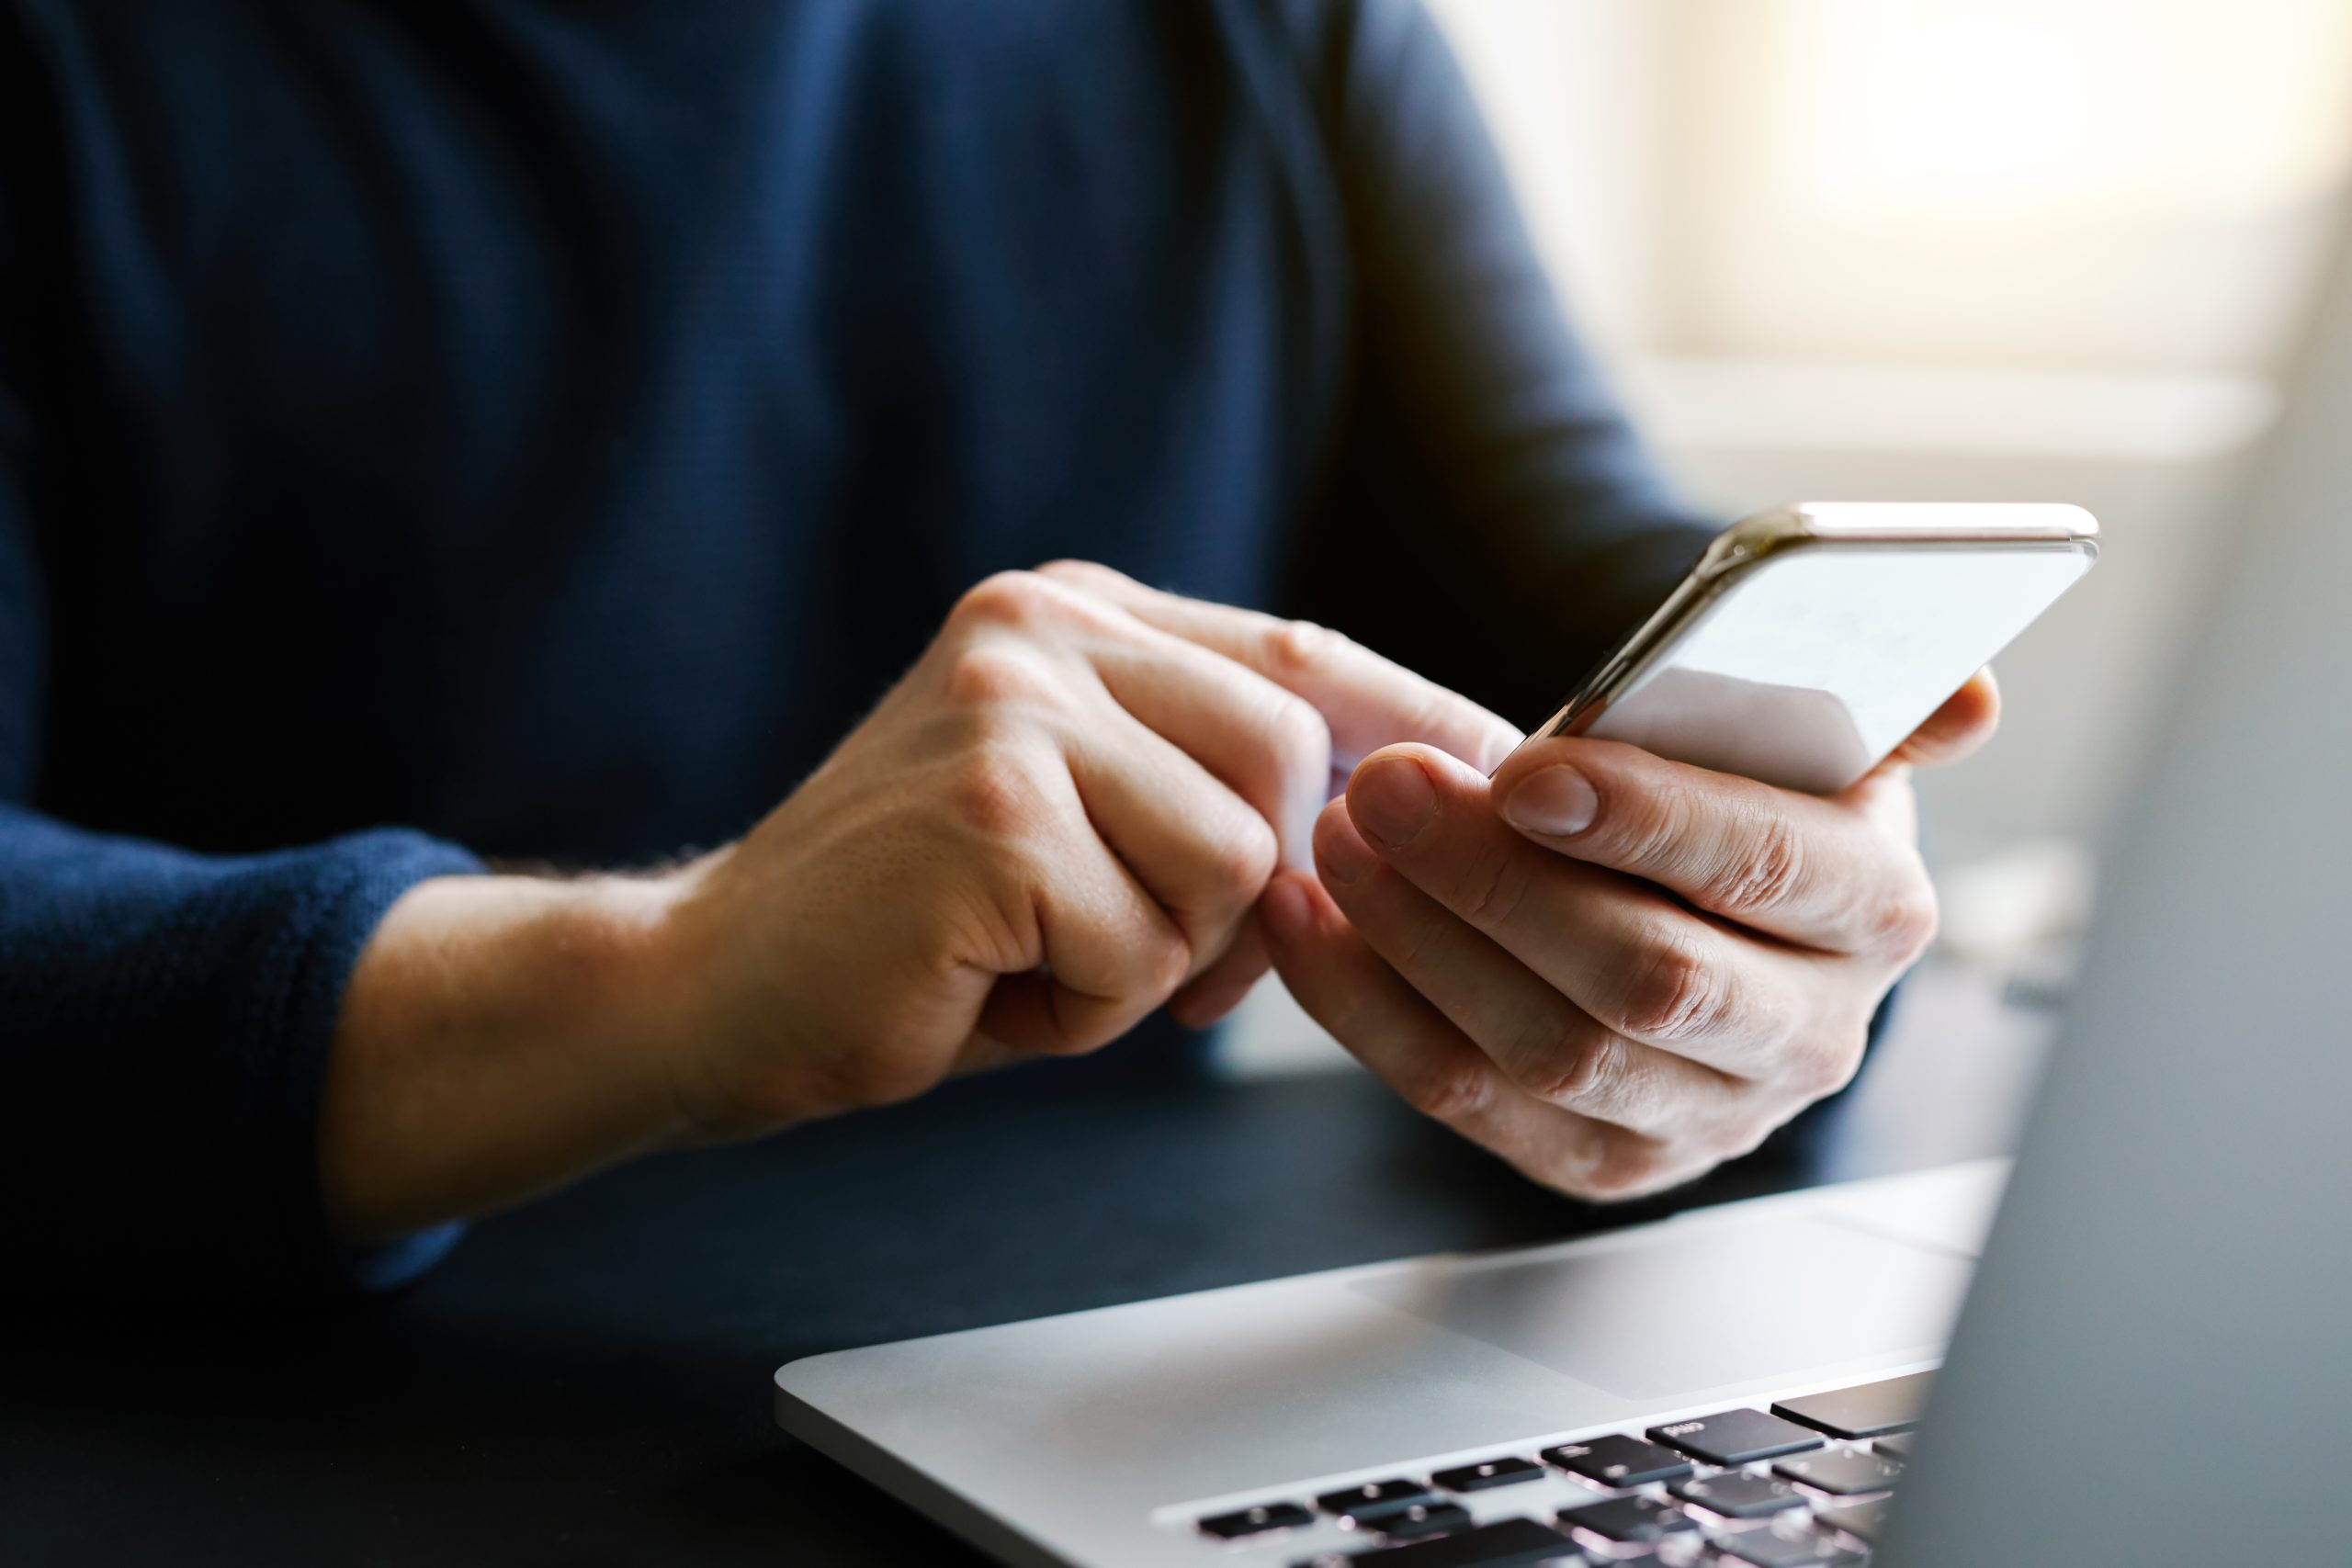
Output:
[1186,1371,1929,1566]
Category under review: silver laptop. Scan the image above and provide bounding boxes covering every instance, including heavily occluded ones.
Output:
[773,242,2352,1565]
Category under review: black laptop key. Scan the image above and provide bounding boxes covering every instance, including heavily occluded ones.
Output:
[1647,1409,1823,1466]
[1711,1528,1866,1568]
[1770,1371,1934,1438]
[1290,1517,1581,1568]
[1872,1430,1913,1461]
[1773,1449,1902,1496]
[1431,1456,1546,1494]
[1541,1433,1694,1487]
[1815,1495,1894,1544]
[1559,1495,1698,1547]
[1200,1500,1314,1540]
[1667,1472,1808,1520]
[1320,1480,1441,1522]
[1373,1502,1476,1543]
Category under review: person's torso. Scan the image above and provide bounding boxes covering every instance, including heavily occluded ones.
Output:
[2,0,1351,863]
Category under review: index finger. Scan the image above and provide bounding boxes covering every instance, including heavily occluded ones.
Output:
[1888,668,2002,768]
[1035,560,1521,774]
[1487,736,1940,958]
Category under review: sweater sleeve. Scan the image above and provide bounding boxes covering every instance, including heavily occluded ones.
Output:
[1281,0,1719,727]
[0,455,481,1298]
[0,17,483,1294]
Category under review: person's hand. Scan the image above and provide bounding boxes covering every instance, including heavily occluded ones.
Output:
[1261,672,2001,1201]
[326,563,1515,1238]
[649,562,1517,1138]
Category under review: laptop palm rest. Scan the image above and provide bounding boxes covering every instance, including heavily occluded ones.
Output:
[1351,1213,1970,1404]
[775,1167,2001,1561]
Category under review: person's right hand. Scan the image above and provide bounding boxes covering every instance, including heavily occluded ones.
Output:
[648,562,1518,1139]
[323,564,1511,1240]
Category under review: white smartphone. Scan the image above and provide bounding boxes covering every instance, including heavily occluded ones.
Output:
[1512,502,2099,794]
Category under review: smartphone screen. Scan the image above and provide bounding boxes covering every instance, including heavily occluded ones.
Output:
[1577,542,2094,794]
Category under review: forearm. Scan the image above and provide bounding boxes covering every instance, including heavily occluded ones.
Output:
[319,871,703,1245]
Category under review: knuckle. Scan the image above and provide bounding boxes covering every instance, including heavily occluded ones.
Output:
[1527,1022,1627,1111]
[1032,558,1123,591]
[1263,616,1349,682]
[1716,814,1807,919]
[1204,811,1280,910]
[1261,691,1334,794]
[1617,927,1725,1042]
[1721,1115,1781,1163]
[1140,931,1195,1001]
[1603,784,1686,874]
[940,640,1064,711]
[1406,1057,1494,1124]
[1871,875,1941,959]
[1573,1139,1668,1203]
[951,569,1061,630]
[944,745,1055,840]
[1458,846,1535,930]
[1792,1029,1866,1099]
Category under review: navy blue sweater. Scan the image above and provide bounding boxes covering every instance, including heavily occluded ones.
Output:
[0,0,1711,1296]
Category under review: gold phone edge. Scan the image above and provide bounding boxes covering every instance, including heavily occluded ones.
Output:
[1518,502,2099,754]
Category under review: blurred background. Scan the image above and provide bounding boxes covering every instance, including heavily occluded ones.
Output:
[1228,0,2352,1137]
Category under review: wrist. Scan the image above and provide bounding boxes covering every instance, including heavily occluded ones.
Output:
[622,849,753,1148]
[631,843,820,1146]
[322,868,705,1242]
[533,868,709,1152]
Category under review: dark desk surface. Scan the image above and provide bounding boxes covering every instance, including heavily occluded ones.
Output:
[2,968,2044,1567]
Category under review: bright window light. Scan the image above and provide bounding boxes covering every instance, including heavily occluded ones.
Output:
[1795,0,2352,219]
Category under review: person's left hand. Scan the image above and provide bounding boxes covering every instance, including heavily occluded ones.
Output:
[1261,672,2001,1201]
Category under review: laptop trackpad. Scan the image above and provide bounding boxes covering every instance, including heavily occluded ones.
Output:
[1351,1213,1970,1404]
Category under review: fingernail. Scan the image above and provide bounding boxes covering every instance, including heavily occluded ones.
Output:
[1503,764,1598,838]
[1350,756,1437,850]
[1314,811,1380,886]
[1261,874,1315,942]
